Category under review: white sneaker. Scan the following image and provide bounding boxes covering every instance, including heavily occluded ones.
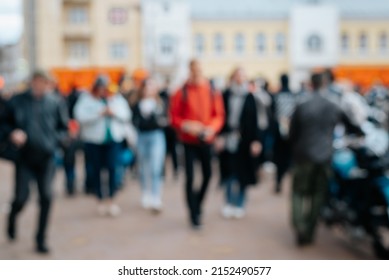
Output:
[233,207,246,219]
[151,198,163,213]
[108,204,121,217]
[141,194,152,209]
[97,204,108,216]
[221,204,234,219]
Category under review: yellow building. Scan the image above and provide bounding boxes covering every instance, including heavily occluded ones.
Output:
[23,0,389,89]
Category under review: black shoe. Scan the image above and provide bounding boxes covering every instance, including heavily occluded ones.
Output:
[36,243,50,254]
[275,185,281,194]
[190,215,202,230]
[7,217,16,241]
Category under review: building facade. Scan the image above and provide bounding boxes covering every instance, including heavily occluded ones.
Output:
[24,0,389,89]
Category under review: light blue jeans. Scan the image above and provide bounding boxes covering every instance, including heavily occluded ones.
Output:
[225,176,247,208]
[137,130,166,199]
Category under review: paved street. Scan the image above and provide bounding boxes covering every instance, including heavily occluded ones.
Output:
[0,158,375,260]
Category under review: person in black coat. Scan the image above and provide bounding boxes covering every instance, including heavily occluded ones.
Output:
[215,68,262,219]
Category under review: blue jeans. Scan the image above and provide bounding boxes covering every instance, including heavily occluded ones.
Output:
[137,130,166,199]
[84,142,120,200]
[225,176,247,208]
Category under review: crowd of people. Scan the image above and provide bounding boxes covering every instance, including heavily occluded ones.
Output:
[1,59,389,254]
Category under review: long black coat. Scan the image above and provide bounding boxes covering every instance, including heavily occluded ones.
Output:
[218,89,262,187]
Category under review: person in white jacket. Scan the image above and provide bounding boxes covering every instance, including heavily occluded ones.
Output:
[75,75,131,217]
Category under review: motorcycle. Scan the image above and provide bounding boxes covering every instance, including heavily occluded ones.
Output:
[322,121,389,259]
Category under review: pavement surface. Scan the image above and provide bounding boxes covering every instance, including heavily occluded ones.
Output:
[0,157,377,260]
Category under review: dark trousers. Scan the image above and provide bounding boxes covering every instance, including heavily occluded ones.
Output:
[292,162,331,241]
[84,142,120,200]
[183,143,212,222]
[165,127,179,173]
[9,158,55,244]
[63,140,80,195]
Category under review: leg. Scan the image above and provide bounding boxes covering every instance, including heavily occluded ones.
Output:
[35,159,56,253]
[292,163,313,244]
[150,131,166,208]
[89,144,103,200]
[137,133,152,202]
[8,162,32,240]
[63,141,77,196]
[183,144,198,226]
[236,184,248,209]
[197,144,212,216]
[83,143,94,195]
[106,142,120,199]
[306,164,330,242]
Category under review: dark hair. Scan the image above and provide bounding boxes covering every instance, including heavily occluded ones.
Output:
[31,69,50,81]
[280,73,290,92]
[311,73,323,91]
[323,68,335,83]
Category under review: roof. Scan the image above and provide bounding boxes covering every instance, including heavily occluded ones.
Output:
[189,0,389,20]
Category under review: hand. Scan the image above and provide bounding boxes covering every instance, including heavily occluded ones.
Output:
[214,136,225,153]
[10,129,27,148]
[202,127,216,142]
[182,121,204,136]
[102,107,114,117]
[250,141,262,157]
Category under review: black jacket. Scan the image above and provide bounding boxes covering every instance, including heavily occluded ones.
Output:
[5,90,69,165]
[132,100,168,132]
[219,89,262,187]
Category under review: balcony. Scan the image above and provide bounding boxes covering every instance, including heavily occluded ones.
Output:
[63,24,92,40]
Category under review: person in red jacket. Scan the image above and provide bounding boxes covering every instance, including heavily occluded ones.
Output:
[170,59,225,229]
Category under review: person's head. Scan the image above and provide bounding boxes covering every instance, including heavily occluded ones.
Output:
[322,68,335,87]
[30,70,50,98]
[230,67,246,86]
[189,59,203,84]
[92,75,110,98]
[138,78,159,101]
[280,73,289,92]
[311,73,323,92]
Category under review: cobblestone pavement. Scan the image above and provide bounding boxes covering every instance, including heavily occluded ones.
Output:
[0,158,375,260]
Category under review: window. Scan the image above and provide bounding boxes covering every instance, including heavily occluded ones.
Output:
[275,33,285,55]
[194,33,204,55]
[110,42,128,59]
[235,33,245,54]
[256,33,266,54]
[160,35,174,55]
[214,33,224,54]
[68,7,88,24]
[359,32,368,54]
[379,32,388,54]
[341,33,349,53]
[307,34,322,52]
[68,41,89,59]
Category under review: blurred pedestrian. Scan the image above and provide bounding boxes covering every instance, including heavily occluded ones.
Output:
[215,68,262,219]
[4,70,69,254]
[170,59,225,229]
[160,78,180,178]
[273,74,295,194]
[74,75,131,217]
[133,78,168,213]
[289,73,362,246]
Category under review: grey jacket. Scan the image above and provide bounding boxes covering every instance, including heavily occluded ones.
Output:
[289,91,362,164]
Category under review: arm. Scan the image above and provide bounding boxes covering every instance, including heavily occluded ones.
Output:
[208,91,225,134]
[169,90,185,131]
[56,98,70,147]
[111,95,131,123]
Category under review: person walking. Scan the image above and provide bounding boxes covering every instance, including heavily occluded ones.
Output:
[215,68,262,219]
[289,73,363,246]
[273,74,297,194]
[4,70,69,254]
[170,59,225,229]
[132,78,168,213]
[74,75,131,217]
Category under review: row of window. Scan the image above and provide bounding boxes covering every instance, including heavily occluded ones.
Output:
[341,32,388,53]
[194,33,286,55]
[67,42,128,60]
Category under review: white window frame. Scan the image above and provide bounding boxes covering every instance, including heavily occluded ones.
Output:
[214,33,224,55]
[379,32,388,54]
[194,34,205,56]
[256,33,266,55]
[110,42,128,59]
[68,7,88,24]
[341,33,349,54]
[359,33,368,54]
[275,33,285,55]
[235,33,245,54]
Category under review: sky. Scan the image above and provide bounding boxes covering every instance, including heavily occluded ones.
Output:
[0,0,22,45]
